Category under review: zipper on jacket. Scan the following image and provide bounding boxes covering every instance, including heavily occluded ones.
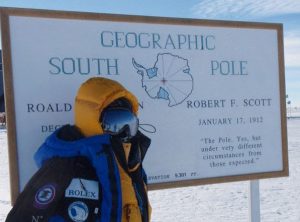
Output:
[125,204,132,222]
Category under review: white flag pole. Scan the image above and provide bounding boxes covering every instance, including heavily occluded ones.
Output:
[249,180,261,222]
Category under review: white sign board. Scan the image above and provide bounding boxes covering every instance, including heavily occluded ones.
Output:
[0,8,288,202]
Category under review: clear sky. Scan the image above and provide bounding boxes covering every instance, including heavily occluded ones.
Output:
[0,0,299,106]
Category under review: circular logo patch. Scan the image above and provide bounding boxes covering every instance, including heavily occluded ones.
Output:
[34,184,56,209]
[68,201,89,222]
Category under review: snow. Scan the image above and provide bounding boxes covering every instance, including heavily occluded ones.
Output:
[1,120,300,221]
[0,129,11,221]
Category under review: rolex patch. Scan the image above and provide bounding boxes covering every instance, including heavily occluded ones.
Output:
[65,178,99,200]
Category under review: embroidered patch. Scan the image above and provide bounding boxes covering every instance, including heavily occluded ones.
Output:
[68,201,89,222]
[65,178,99,200]
[34,184,56,209]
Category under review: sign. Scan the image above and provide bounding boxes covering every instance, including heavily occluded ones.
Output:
[0,8,288,203]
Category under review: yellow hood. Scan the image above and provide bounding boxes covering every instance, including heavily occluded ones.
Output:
[74,77,139,137]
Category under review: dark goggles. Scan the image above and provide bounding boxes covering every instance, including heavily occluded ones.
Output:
[101,108,139,138]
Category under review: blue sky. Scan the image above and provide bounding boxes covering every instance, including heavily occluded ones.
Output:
[0,0,300,106]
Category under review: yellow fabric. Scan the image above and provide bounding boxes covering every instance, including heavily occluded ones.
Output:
[74,77,139,137]
[117,159,142,222]
[119,143,142,222]
[116,143,151,222]
[123,143,131,163]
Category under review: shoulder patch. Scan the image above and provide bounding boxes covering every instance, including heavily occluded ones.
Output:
[65,178,99,200]
[68,201,89,222]
[34,184,56,209]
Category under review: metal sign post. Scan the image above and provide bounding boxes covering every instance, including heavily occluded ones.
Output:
[249,180,261,222]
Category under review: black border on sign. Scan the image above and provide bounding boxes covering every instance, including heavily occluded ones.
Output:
[0,7,288,204]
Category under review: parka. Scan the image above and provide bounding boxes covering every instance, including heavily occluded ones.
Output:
[6,77,151,222]
[74,77,151,221]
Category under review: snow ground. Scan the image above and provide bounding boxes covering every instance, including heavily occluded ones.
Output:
[1,120,300,221]
[0,129,11,221]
